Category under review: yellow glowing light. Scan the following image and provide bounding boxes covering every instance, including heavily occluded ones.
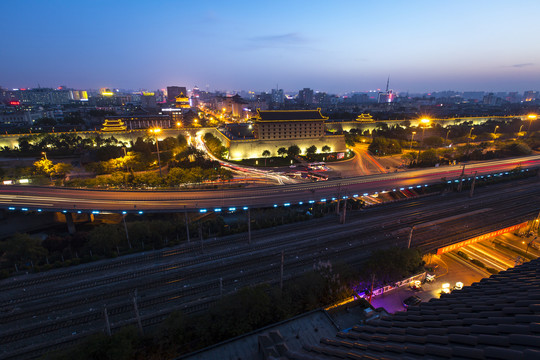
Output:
[420,118,430,125]
[149,128,161,134]
[528,114,537,120]
[101,91,114,97]
[222,108,226,112]
[176,122,181,127]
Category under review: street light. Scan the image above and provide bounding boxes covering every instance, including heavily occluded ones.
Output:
[149,128,162,177]
[410,131,416,151]
[519,124,524,137]
[420,118,430,141]
[445,129,451,145]
[467,127,474,147]
[41,151,47,160]
[493,125,499,141]
[527,114,537,134]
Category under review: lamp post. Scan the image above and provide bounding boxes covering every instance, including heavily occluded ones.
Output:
[445,129,451,145]
[467,127,474,147]
[149,128,162,177]
[409,131,416,151]
[41,151,47,160]
[493,125,499,141]
[527,114,537,135]
[518,125,524,137]
[420,118,430,142]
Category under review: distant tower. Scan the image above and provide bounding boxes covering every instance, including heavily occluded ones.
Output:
[378,76,394,104]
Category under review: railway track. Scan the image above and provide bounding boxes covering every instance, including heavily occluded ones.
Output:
[0,178,539,359]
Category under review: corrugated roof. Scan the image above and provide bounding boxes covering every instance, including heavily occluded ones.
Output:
[291,258,540,359]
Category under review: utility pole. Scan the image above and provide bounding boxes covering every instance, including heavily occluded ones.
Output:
[247,208,251,245]
[336,184,341,215]
[123,214,131,249]
[408,226,415,249]
[280,251,284,290]
[219,277,223,298]
[199,222,204,253]
[341,199,347,224]
[469,171,477,198]
[457,165,466,192]
[132,290,143,335]
[103,305,111,336]
[368,273,375,304]
[184,206,190,243]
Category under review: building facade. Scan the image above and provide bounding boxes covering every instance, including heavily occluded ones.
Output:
[215,109,346,160]
[253,109,326,140]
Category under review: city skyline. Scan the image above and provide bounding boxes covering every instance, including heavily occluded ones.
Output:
[2,0,539,93]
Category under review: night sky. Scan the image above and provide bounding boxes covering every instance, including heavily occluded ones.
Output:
[2,0,539,93]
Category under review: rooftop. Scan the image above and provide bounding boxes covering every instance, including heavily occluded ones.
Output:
[289,257,540,359]
[181,257,540,360]
[255,109,328,122]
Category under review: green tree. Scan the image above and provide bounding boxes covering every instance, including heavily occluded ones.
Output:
[52,163,73,179]
[0,233,48,267]
[177,134,188,149]
[423,136,444,147]
[368,137,402,156]
[306,145,317,156]
[262,150,271,166]
[361,247,424,288]
[287,145,301,158]
[277,147,287,157]
[418,148,439,166]
[88,225,124,255]
[322,145,331,153]
[33,157,54,177]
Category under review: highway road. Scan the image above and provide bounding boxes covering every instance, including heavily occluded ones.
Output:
[0,155,539,212]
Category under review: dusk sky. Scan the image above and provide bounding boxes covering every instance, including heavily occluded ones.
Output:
[2,0,539,93]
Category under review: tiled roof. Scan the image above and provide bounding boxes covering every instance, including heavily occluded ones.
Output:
[256,109,327,121]
[288,258,540,359]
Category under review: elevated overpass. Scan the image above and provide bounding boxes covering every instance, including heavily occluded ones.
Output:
[0,155,538,214]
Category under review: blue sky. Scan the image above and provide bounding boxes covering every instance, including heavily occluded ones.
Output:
[1,0,539,93]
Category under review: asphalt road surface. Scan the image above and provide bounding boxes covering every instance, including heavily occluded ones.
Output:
[0,155,539,212]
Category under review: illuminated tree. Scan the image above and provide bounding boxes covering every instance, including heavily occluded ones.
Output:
[52,163,73,179]
[33,157,54,177]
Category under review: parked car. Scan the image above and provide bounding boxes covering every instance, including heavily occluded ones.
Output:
[402,295,422,308]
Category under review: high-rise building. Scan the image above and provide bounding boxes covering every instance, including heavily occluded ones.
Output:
[15,88,71,105]
[141,92,157,110]
[298,88,314,105]
[523,90,538,102]
[271,88,284,104]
